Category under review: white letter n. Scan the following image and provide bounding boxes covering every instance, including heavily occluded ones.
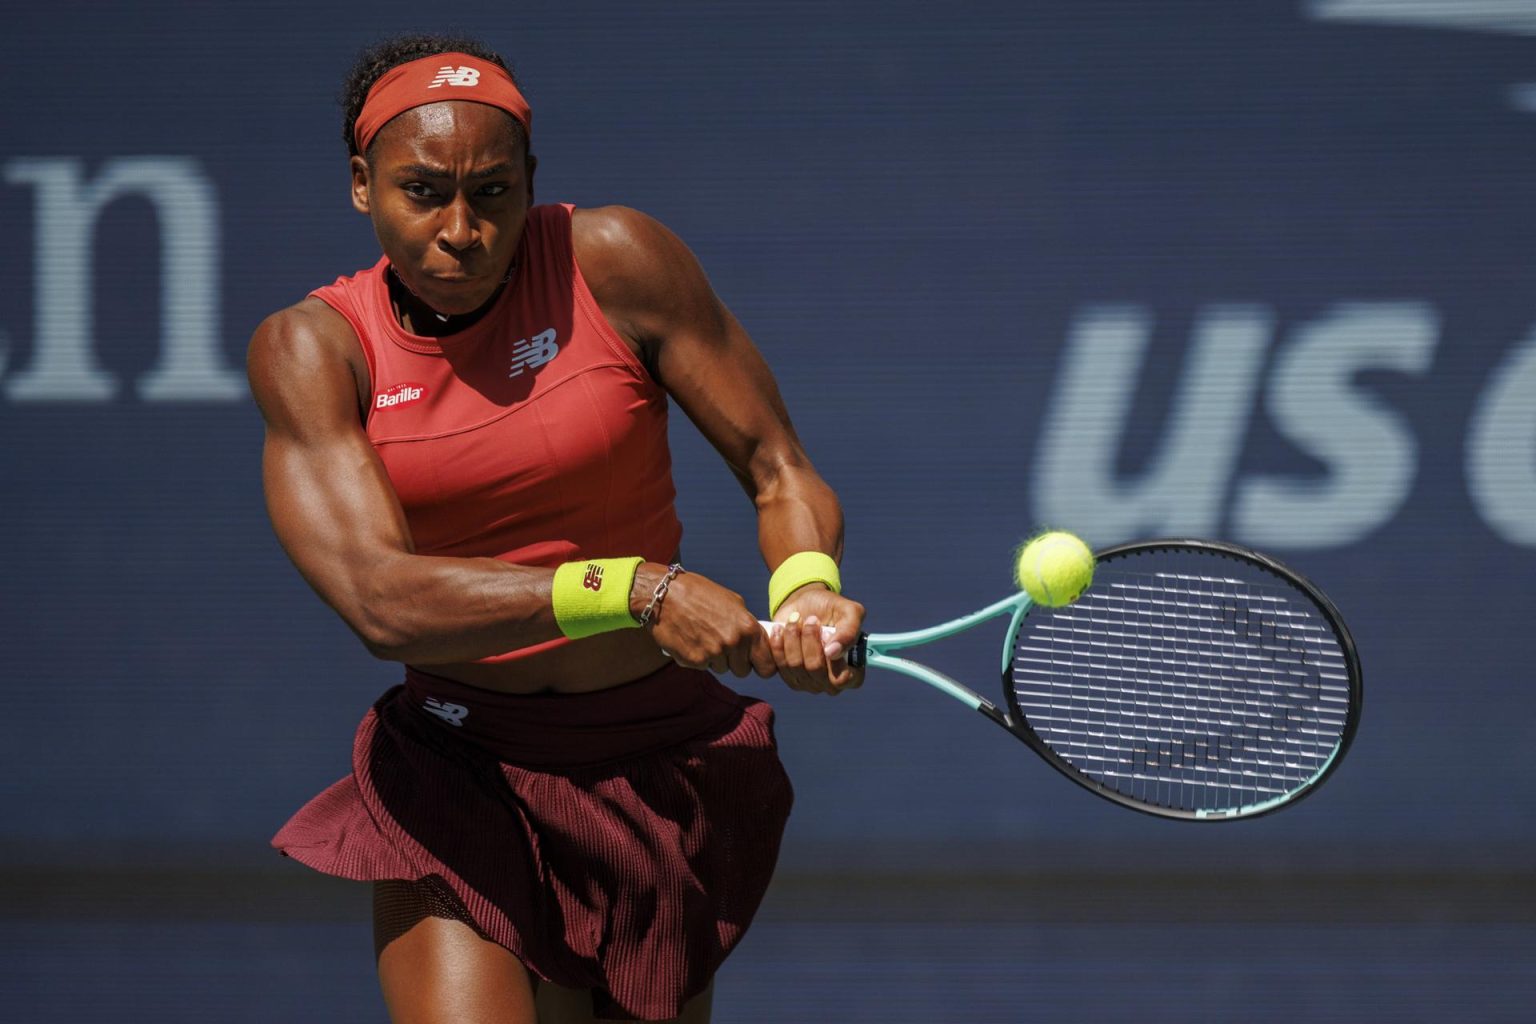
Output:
[3,158,244,401]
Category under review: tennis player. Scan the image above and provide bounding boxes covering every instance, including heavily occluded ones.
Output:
[248,33,865,1024]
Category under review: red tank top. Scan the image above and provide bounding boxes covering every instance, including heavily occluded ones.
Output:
[311,204,683,662]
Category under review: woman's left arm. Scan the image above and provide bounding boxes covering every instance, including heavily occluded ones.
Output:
[573,205,865,694]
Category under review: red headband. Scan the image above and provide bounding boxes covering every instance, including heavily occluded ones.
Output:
[353,52,532,154]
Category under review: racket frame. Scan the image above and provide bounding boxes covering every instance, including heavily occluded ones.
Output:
[851,538,1363,822]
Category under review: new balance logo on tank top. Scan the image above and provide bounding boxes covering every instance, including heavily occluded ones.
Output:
[310,204,683,662]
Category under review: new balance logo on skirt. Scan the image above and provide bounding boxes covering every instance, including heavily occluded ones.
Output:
[428,66,481,88]
[583,563,604,591]
[423,698,469,727]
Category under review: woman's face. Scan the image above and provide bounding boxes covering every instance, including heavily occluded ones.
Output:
[352,101,535,318]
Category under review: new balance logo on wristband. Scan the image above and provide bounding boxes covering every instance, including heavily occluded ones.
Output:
[583,563,604,591]
[428,66,481,89]
[423,698,469,727]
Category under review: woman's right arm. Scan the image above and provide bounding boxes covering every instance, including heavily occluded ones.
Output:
[247,299,565,664]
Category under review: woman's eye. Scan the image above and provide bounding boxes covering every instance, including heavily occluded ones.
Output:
[479,184,509,197]
[402,183,434,197]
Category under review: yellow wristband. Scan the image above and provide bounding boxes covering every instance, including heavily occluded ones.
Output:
[552,557,644,639]
[768,551,842,617]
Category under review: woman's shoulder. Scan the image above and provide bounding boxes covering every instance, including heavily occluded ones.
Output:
[248,296,368,406]
[251,296,356,356]
[569,204,666,254]
[568,205,704,313]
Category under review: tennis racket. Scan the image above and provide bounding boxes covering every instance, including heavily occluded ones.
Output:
[773,539,1361,821]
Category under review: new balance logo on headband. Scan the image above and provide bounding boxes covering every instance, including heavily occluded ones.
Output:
[423,698,469,727]
[428,66,482,89]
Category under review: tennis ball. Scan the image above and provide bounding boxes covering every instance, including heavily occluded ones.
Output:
[1015,531,1095,607]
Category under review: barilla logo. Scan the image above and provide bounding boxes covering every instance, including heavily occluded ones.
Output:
[428,66,481,89]
[375,382,427,410]
[582,563,604,591]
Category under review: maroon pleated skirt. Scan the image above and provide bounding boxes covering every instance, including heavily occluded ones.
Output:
[272,663,794,1020]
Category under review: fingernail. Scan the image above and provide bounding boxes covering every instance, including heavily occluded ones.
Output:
[824,642,844,660]
[787,611,800,624]
[804,615,819,627]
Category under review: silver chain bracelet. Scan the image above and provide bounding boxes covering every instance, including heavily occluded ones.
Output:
[639,563,685,627]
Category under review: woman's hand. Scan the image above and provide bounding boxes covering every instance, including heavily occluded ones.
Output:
[636,565,777,678]
[767,586,866,695]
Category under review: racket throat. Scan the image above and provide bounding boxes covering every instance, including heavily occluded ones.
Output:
[975,700,1012,730]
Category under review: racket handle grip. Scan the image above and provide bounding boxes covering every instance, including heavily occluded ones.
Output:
[847,633,868,669]
[756,621,864,660]
[758,620,837,641]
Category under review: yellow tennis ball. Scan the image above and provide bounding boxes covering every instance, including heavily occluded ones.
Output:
[1015,531,1095,607]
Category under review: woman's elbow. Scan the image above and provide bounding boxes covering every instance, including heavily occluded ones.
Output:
[347,602,413,661]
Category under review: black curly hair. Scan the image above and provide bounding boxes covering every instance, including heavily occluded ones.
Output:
[341,32,526,161]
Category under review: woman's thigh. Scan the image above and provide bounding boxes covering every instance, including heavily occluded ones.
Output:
[373,879,715,1024]
[374,880,538,1024]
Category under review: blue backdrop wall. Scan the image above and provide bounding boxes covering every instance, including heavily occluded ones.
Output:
[4,1,1534,1019]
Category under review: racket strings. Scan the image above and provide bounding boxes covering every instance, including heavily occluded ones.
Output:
[1011,566,1350,814]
